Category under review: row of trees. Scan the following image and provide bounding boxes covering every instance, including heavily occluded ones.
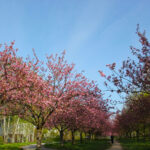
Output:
[46,89,111,145]
[0,42,111,148]
[114,94,150,139]
[99,25,150,139]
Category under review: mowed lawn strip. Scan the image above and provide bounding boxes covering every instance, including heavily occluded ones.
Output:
[0,142,35,150]
[45,139,111,150]
[119,138,150,150]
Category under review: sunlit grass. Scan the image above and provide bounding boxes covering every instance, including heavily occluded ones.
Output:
[0,142,35,150]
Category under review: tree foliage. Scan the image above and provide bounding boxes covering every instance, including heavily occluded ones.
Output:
[99,25,150,95]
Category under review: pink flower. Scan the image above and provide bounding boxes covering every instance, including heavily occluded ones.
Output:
[99,71,106,77]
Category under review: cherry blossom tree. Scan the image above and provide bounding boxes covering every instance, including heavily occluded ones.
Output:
[0,42,111,148]
[99,25,150,95]
[114,94,150,139]
[0,43,88,148]
[0,42,37,115]
[81,98,110,140]
[0,43,49,147]
[18,51,96,148]
[46,80,111,145]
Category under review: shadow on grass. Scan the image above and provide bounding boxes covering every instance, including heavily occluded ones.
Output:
[45,139,111,150]
[119,138,150,150]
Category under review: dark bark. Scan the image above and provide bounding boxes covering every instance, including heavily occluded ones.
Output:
[149,126,150,141]
[88,132,91,141]
[36,128,42,149]
[129,132,132,138]
[71,131,75,145]
[80,132,83,143]
[60,130,64,146]
[136,129,139,141]
[143,124,146,141]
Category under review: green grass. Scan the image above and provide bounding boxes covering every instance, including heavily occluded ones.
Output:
[0,142,35,150]
[119,138,150,150]
[45,139,111,150]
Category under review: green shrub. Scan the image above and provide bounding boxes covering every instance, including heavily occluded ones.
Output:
[42,136,60,144]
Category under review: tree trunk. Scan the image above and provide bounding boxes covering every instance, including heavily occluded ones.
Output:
[88,132,91,141]
[12,117,20,143]
[36,128,43,149]
[85,133,87,141]
[3,116,6,143]
[136,129,139,141]
[92,134,95,140]
[125,132,128,138]
[129,132,132,139]
[143,124,146,141]
[32,127,35,142]
[60,130,64,146]
[6,116,10,143]
[71,131,75,145]
[149,126,150,141]
[80,132,83,143]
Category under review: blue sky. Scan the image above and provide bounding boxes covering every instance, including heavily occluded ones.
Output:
[0,0,150,111]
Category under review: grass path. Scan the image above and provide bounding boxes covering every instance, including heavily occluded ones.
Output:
[106,142,123,150]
